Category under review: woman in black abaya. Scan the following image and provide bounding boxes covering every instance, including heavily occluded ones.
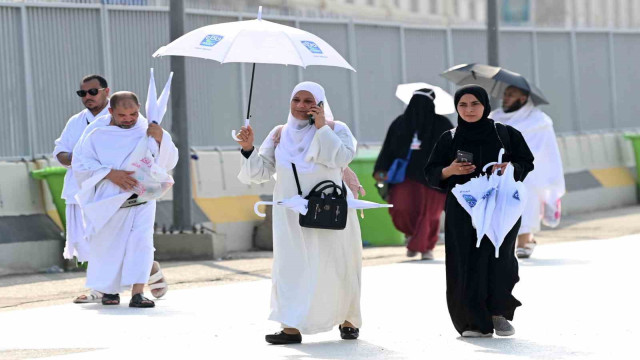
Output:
[424,85,534,337]
[374,88,453,260]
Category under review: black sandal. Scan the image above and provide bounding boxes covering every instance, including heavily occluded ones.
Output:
[129,293,155,308]
[339,325,359,340]
[101,293,120,305]
[265,331,302,345]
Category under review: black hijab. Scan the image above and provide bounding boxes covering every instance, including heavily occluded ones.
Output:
[398,88,438,140]
[453,85,494,143]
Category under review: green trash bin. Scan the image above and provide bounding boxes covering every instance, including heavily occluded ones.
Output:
[624,133,640,199]
[31,167,68,230]
[350,148,404,246]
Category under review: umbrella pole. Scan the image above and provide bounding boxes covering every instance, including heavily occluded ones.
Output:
[246,63,256,121]
[232,63,256,141]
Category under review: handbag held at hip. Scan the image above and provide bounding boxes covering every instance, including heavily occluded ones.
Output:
[292,164,348,230]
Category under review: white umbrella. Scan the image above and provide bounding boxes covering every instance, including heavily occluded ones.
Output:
[486,163,527,257]
[452,149,506,248]
[153,6,355,141]
[145,68,173,124]
[395,82,456,115]
[127,69,175,202]
[253,196,391,218]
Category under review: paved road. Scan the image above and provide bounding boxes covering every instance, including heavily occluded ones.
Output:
[1,235,638,359]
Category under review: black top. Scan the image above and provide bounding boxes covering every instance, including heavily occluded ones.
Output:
[424,85,534,192]
[374,90,453,186]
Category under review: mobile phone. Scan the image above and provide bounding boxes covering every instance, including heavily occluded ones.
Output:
[308,101,324,125]
[456,150,474,163]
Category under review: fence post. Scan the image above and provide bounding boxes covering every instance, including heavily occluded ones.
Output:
[445,27,456,97]
[20,3,36,159]
[99,4,113,84]
[607,31,618,129]
[399,24,407,83]
[569,29,582,132]
[347,19,361,140]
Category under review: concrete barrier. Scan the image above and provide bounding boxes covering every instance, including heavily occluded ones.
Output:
[1,130,639,275]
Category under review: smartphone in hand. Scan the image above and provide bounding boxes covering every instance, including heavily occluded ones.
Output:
[456,150,474,163]
[308,101,324,125]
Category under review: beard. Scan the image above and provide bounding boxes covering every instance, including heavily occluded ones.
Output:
[116,122,135,129]
[503,99,525,113]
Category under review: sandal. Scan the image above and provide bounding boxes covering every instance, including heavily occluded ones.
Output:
[148,261,168,299]
[129,293,155,308]
[73,290,103,304]
[516,239,537,259]
[101,293,120,305]
[339,325,359,340]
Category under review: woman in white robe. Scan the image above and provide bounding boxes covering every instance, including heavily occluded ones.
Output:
[236,82,362,344]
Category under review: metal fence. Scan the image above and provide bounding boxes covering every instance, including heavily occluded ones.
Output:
[1,2,640,160]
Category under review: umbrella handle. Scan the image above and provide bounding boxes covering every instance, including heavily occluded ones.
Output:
[254,201,273,217]
[482,162,498,173]
[231,119,251,142]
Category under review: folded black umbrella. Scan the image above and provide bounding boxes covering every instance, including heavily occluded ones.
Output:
[441,63,549,105]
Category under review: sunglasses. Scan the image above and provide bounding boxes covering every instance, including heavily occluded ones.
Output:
[76,88,105,97]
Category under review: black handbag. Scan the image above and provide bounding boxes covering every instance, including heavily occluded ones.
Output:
[292,164,348,230]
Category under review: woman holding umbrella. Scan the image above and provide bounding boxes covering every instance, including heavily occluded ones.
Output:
[235,81,362,344]
[374,88,453,260]
[424,85,534,337]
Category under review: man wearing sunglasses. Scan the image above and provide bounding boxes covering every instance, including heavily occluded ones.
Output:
[53,75,111,303]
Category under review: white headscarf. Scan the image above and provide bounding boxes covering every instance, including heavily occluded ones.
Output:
[490,97,551,134]
[271,81,334,173]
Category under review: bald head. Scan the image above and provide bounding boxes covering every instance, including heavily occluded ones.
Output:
[108,91,140,129]
[110,91,140,110]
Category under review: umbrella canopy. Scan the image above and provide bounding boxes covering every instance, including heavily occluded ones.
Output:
[253,196,391,218]
[486,163,527,257]
[395,82,455,115]
[441,63,549,105]
[145,68,173,125]
[153,7,355,141]
[153,13,354,70]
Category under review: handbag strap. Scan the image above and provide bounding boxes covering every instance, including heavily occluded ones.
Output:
[291,163,347,198]
[292,163,303,196]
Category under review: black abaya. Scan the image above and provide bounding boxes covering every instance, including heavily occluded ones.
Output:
[424,85,534,335]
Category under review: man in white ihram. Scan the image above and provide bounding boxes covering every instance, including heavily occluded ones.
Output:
[73,91,178,307]
[491,86,565,258]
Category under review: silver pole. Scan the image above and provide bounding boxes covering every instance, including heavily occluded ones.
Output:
[169,0,193,231]
[487,0,500,66]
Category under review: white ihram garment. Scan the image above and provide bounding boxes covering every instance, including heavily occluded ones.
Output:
[73,117,178,294]
[53,106,110,261]
[491,99,565,234]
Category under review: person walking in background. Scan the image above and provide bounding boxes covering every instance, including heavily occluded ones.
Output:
[490,86,565,259]
[53,75,111,303]
[374,88,453,260]
[425,85,534,337]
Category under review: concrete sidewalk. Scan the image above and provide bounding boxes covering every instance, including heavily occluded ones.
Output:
[1,205,639,311]
[1,234,638,359]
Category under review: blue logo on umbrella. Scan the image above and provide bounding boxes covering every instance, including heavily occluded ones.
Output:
[482,188,495,200]
[301,41,323,54]
[463,194,477,208]
[200,34,224,47]
[513,190,520,200]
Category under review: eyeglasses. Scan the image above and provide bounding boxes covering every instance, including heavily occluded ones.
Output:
[76,88,105,97]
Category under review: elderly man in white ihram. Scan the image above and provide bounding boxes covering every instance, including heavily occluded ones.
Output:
[73,91,178,308]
